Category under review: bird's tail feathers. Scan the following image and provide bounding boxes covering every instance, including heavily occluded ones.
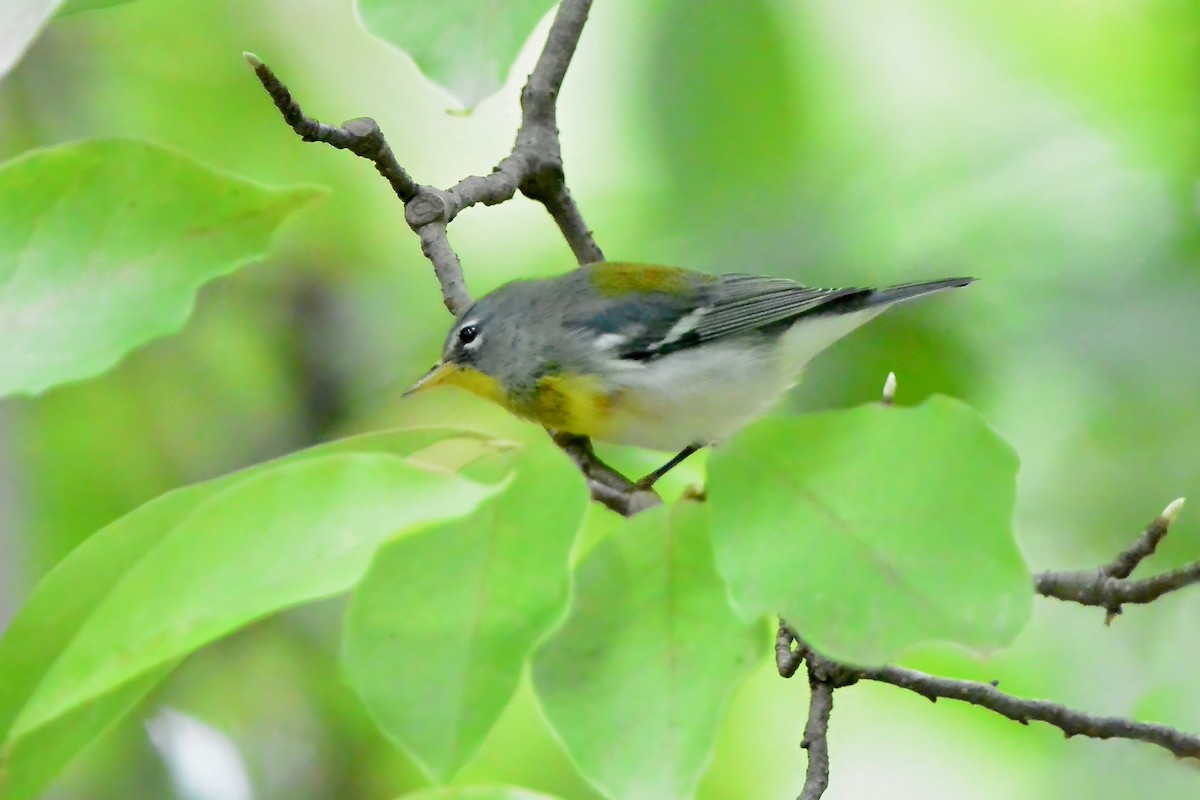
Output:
[777,276,972,371]
[862,277,975,308]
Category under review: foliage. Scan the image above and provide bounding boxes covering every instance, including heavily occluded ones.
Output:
[344,444,587,781]
[0,429,504,799]
[356,0,559,108]
[0,1,1197,800]
[0,140,321,397]
[708,397,1030,666]
[533,500,763,800]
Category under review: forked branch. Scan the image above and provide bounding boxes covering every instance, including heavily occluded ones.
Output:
[246,0,658,516]
[783,495,1200,799]
[1035,499,1196,620]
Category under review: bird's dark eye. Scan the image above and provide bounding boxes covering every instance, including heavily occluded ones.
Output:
[458,324,479,344]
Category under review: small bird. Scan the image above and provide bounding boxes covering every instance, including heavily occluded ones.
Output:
[406,262,972,488]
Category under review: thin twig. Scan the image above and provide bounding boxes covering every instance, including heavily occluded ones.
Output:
[242,53,418,204]
[513,0,605,265]
[776,621,802,678]
[856,663,1200,759]
[245,54,472,315]
[1035,498,1194,621]
[782,625,1200,800]
[1035,562,1200,611]
[782,496,1199,798]
[798,669,834,800]
[1104,497,1185,579]
[247,0,639,513]
[552,433,661,515]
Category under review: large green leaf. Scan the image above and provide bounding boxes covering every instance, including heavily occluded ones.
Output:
[397,788,565,800]
[355,0,558,108]
[707,396,1031,666]
[10,454,495,737]
[0,427,501,800]
[532,501,762,800]
[0,140,322,397]
[343,441,587,781]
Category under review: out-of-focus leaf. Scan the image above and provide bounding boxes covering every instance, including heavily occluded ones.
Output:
[791,312,985,414]
[0,0,61,83]
[0,140,323,397]
[355,0,557,108]
[396,787,565,800]
[343,441,586,781]
[643,0,804,256]
[941,0,1200,184]
[533,501,762,800]
[0,427,502,800]
[708,397,1031,666]
[0,669,176,800]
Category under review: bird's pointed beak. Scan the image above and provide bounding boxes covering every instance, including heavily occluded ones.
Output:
[403,361,457,397]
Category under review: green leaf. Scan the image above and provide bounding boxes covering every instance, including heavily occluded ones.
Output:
[0,1,60,82]
[343,441,587,782]
[0,668,174,800]
[707,396,1032,666]
[643,0,803,240]
[0,427,501,800]
[942,0,1200,184]
[396,787,565,800]
[532,501,762,800]
[0,139,323,397]
[11,454,495,737]
[355,0,558,108]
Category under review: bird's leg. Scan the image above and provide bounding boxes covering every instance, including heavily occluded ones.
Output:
[635,443,703,490]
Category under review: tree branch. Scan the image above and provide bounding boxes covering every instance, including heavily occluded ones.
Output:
[243,53,419,205]
[1103,498,1184,579]
[514,0,606,266]
[781,624,1200,800]
[780,495,1199,797]
[798,669,834,800]
[246,0,648,515]
[1035,498,1194,621]
[776,621,802,679]
[853,662,1200,759]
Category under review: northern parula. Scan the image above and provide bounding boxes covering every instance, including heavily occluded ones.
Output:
[406,262,971,486]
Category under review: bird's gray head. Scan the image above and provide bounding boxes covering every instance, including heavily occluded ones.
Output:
[403,281,553,398]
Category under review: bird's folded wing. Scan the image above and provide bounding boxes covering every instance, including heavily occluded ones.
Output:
[594,274,868,361]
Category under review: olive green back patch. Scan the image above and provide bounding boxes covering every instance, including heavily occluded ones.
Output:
[588,262,699,297]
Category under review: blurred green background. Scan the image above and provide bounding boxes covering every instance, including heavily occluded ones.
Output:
[1,0,1198,797]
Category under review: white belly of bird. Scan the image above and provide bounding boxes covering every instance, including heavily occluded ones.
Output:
[599,308,882,451]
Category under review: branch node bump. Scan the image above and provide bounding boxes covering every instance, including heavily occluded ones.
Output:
[776,623,803,678]
[406,190,451,229]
